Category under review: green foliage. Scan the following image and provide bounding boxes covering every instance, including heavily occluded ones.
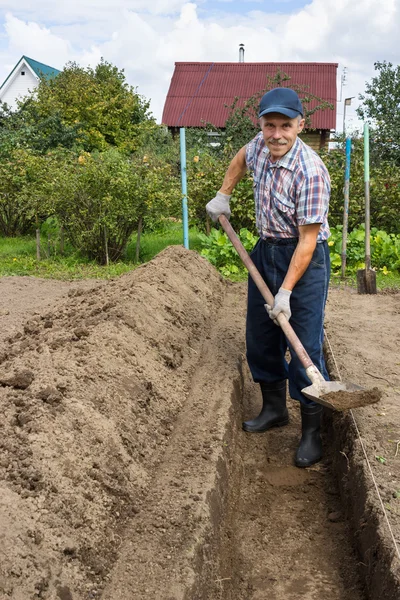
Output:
[0,102,83,154]
[357,61,400,165]
[0,148,59,236]
[328,225,400,274]
[5,59,154,154]
[199,226,258,279]
[186,150,256,232]
[321,138,400,234]
[199,222,400,284]
[51,148,180,263]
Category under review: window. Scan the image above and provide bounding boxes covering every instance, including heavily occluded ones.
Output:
[21,71,25,76]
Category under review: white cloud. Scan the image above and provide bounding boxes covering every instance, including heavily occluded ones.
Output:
[0,0,399,131]
[2,13,72,68]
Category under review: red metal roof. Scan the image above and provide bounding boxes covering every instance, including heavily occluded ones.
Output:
[162,62,337,130]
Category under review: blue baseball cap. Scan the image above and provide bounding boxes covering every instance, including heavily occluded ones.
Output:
[258,87,303,119]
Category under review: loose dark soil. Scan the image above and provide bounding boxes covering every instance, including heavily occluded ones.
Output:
[321,387,383,411]
[0,250,399,599]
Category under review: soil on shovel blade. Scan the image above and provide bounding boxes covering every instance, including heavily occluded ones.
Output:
[320,387,383,411]
[0,248,399,599]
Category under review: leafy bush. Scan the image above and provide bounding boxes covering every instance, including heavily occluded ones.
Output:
[322,139,400,234]
[328,225,400,274]
[52,148,180,264]
[199,223,400,282]
[187,151,256,232]
[199,227,258,279]
[0,148,58,236]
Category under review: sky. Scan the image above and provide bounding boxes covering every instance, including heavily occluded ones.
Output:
[0,0,399,133]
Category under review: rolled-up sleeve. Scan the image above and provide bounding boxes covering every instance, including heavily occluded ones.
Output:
[296,172,330,226]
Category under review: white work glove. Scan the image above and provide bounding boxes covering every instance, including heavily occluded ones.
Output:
[265,287,292,324]
[206,192,231,222]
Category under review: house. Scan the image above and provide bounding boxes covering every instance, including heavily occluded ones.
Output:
[0,56,60,110]
[162,61,337,150]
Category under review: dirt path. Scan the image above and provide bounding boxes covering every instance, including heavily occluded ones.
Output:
[0,254,399,599]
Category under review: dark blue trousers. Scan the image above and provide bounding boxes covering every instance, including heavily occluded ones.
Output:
[246,238,331,406]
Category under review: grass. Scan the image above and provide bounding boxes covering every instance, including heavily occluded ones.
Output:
[1,227,399,290]
[0,224,204,280]
[330,270,400,292]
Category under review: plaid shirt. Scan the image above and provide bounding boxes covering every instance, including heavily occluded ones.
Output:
[245,133,331,242]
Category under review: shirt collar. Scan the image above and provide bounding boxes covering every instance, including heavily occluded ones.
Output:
[263,137,302,171]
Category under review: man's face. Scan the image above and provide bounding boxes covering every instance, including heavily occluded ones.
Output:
[260,113,305,161]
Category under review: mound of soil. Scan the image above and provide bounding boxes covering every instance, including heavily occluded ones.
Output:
[0,247,225,599]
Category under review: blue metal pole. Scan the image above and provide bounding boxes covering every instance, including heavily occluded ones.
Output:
[180,128,189,249]
[340,137,352,279]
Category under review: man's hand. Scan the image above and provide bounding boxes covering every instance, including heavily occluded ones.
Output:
[265,287,292,324]
[206,192,231,222]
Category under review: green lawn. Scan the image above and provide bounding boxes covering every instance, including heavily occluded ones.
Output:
[0,228,399,291]
[0,225,204,280]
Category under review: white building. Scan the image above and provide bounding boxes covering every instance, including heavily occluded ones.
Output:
[0,56,60,110]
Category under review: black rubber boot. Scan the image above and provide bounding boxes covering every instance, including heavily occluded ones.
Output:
[295,404,323,468]
[242,380,288,433]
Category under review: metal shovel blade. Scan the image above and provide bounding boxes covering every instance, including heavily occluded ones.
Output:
[302,379,373,411]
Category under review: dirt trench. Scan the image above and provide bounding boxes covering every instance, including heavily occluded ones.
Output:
[0,247,399,600]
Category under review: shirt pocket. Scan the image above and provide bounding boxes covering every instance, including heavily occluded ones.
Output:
[271,190,295,216]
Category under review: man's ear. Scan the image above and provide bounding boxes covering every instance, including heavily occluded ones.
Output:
[298,118,306,133]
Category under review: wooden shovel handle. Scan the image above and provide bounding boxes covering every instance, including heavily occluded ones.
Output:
[219,215,314,370]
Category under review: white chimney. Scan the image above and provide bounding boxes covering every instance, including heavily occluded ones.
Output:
[239,44,245,63]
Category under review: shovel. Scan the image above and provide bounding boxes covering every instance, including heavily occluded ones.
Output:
[218,215,381,412]
[356,123,377,294]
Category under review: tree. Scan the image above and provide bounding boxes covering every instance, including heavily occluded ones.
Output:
[0,102,83,154]
[357,61,400,165]
[11,59,154,154]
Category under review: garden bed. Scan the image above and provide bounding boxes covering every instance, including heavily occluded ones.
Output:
[0,249,399,599]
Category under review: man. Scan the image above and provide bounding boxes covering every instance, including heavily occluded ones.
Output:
[206,87,331,468]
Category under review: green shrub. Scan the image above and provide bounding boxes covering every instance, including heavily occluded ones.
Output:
[328,225,400,274]
[53,148,180,264]
[322,140,400,234]
[199,227,258,279]
[187,151,256,233]
[0,149,58,236]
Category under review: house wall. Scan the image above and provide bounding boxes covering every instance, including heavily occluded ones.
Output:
[0,67,38,110]
[299,130,329,151]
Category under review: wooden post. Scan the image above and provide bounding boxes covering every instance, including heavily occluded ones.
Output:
[104,226,109,266]
[36,229,41,261]
[205,215,211,236]
[135,216,143,263]
[60,226,64,255]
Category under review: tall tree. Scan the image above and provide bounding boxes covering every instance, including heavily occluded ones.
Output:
[357,61,400,164]
[2,59,155,154]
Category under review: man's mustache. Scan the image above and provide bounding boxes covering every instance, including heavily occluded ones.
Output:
[267,138,288,146]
